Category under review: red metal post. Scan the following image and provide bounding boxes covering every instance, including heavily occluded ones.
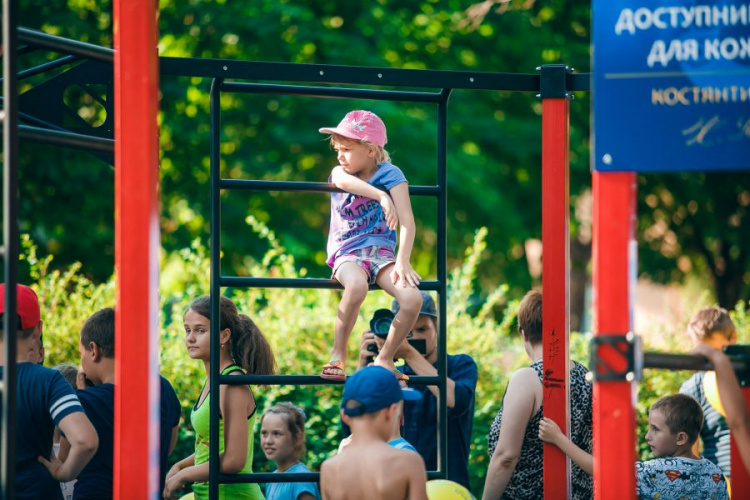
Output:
[730,388,750,492]
[113,0,160,498]
[542,96,571,500]
[592,171,637,500]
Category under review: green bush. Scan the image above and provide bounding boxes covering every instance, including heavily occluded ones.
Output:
[27,223,750,497]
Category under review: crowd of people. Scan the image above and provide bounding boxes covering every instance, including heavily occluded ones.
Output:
[3,109,748,499]
[4,280,747,500]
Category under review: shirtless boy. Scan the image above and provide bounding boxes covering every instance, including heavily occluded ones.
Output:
[321,366,427,500]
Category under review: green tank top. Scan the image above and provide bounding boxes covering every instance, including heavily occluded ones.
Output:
[190,364,263,500]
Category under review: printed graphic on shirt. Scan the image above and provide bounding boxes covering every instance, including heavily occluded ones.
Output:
[326,162,406,267]
[636,457,728,500]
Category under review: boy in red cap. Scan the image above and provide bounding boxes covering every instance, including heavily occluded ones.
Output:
[318,110,422,383]
[320,366,427,500]
[0,283,98,499]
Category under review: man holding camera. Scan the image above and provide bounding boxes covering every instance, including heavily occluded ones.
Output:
[358,292,478,489]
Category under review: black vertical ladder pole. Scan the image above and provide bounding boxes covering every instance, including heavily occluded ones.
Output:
[2,0,21,497]
[436,88,451,478]
[208,77,223,500]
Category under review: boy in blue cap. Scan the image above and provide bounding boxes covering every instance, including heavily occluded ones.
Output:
[320,366,428,500]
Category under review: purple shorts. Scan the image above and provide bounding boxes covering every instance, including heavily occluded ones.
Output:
[332,247,396,284]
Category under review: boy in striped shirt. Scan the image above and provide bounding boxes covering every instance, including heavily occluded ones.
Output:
[0,283,98,499]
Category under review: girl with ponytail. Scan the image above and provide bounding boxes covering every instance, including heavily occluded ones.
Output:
[164,296,277,500]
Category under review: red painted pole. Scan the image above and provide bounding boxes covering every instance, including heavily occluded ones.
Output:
[730,388,750,492]
[113,0,160,498]
[542,96,571,500]
[592,171,637,500]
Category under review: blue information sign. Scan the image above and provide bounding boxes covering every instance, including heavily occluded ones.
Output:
[593,0,750,172]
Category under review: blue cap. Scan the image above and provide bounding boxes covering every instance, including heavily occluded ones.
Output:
[341,366,422,417]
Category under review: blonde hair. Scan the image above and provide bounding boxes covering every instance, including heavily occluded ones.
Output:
[687,307,735,343]
[329,134,391,164]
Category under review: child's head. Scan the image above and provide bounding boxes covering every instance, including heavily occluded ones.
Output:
[340,366,421,436]
[517,290,543,345]
[79,308,115,384]
[261,402,307,464]
[184,296,277,376]
[320,110,391,165]
[80,307,115,358]
[646,394,703,458]
[687,307,736,347]
[54,363,80,389]
[0,283,41,341]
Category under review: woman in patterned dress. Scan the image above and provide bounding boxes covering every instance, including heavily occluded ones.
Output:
[482,290,593,500]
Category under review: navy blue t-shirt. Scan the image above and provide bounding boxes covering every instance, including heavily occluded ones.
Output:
[2,362,84,500]
[72,376,181,499]
[159,376,181,492]
[74,383,115,500]
[400,354,478,489]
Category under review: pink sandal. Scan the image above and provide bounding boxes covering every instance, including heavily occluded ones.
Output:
[320,360,347,381]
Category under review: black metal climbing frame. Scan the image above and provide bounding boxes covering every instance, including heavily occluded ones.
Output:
[201,59,589,499]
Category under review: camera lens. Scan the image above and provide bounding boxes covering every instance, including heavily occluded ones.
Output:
[369,309,395,338]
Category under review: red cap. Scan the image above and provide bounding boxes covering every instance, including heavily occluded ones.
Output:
[0,284,41,330]
[319,110,388,147]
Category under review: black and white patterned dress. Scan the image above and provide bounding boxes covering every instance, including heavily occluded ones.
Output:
[487,360,593,500]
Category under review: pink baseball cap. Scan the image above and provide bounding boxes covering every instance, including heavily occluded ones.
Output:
[0,284,41,330]
[319,110,387,147]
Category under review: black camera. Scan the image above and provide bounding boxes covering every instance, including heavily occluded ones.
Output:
[367,308,427,356]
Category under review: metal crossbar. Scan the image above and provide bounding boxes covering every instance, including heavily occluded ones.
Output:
[18,27,114,63]
[219,179,441,196]
[162,57,591,92]
[221,82,444,103]
[218,374,444,386]
[219,276,441,290]
[644,352,750,373]
[18,124,114,153]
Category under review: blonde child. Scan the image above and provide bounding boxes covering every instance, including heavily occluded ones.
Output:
[320,366,427,500]
[319,110,422,383]
[679,307,737,479]
[539,394,728,499]
[693,343,750,477]
[164,298,277,500]
[261,402,320,500]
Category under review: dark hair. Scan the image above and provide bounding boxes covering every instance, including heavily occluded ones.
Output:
[186,296,277,376]
[262,402,307,457]
[651,394,704,445]
[81,308,115,358]
[517,290,542,345]
[0,314,37,340]
[687,307,736,343]
[54,363,79,389]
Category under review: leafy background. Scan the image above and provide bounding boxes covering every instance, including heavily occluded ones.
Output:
[14,0,750,320]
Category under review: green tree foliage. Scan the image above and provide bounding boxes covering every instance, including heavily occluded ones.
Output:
[16,0,594,301]
[639,173,750,308]
[16,0,750,309]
